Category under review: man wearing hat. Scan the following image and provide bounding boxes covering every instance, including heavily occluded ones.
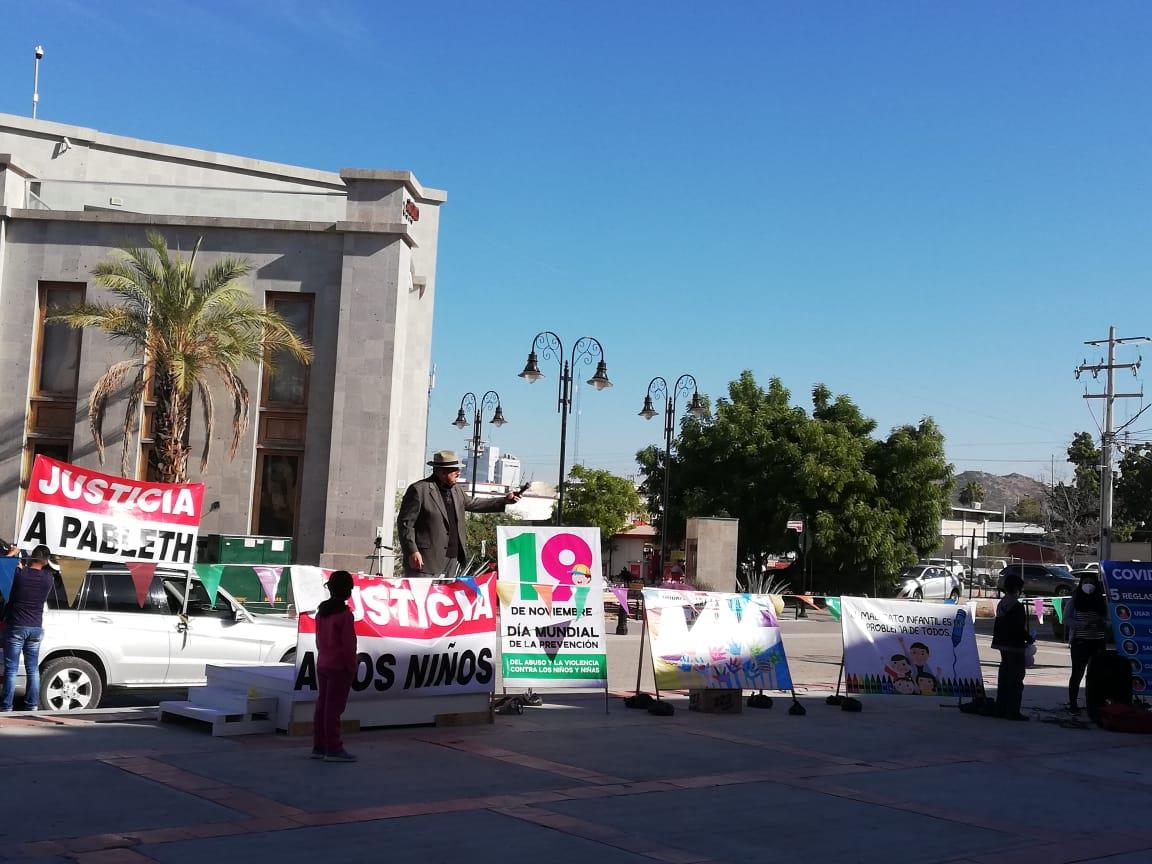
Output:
[397,451,522,577]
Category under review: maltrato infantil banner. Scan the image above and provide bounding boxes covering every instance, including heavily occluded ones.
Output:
[840,597,985,698]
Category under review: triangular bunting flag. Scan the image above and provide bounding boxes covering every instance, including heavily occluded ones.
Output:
[496,581,518,607]
[1054,596,1068,624]
[769,594,786,617]
[573,586,590,621]
[195,563,226,606]
[126,562,157,608]
[57,557,91,608]
[825,596,842,621]
[535,620,570,662]
[253,565,284,604]
[1032,598,1045,623]
[290,566,331,614]
[535,583,554,614]
[610,586,630,611]
[0,556,17,602]
[456,575,480,595]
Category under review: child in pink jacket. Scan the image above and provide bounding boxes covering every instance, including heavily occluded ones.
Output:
[312,571,358,762]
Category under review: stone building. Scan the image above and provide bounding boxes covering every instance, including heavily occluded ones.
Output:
[0,111,444,569]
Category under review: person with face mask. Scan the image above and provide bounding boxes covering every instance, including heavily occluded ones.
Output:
[1065,571,1108,714]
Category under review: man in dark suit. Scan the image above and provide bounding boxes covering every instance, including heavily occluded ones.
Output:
[397,451,521,577]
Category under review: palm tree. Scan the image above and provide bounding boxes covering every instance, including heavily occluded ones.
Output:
[51,232,312,483]
[959,481,985,507]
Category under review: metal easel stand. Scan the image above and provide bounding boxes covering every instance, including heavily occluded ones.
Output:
[624,595,656,709]
[824,652,859,712]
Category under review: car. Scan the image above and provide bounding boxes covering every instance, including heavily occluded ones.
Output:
[997,563,1079,597]
[893,564,962,601]
[6,564,298,711]
[923,558,968,580]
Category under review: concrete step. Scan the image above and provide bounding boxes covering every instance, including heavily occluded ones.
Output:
[158,700,277,736]
[187,686,277,716]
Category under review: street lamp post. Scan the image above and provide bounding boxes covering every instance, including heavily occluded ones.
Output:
[452,390,507,495]
[627,374,704,704]
[639,375,705,581]
[519,332,611,524]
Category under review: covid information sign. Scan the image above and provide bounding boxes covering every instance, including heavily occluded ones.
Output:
[1101,561,1152,697]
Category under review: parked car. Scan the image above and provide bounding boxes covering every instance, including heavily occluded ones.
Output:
[893,564,962,600]
[8,564,298,711]
[997,563,1079,597]
[923,558,968,580]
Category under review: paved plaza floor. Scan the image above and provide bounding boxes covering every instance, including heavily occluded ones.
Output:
[1,611,1149,864]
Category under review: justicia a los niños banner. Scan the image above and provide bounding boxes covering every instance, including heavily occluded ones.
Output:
[291,570,498,699]
[840,597,985,698]
[17,455,204,566]
[496,526,607,689]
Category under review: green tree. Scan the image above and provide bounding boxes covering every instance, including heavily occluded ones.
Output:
[559,465,645,544]
[636,371,952,592]
[465,511,524,566]
[1008,495,1044,523]
[1068,432,1102,495]
[958,481,985,507]
[1116,445,1152,543]
[1046,432,1100,556]
[51,233,312,482]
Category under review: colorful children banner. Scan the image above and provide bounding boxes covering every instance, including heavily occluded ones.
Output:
[17,455,204,566]
[840,597,985,698]
[496,526,607,689]
[1101,561,1152,696]
[292,572,498,700]
[642,588,793,691]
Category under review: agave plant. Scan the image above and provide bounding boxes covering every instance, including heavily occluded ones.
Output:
[739,569,794,596]
[51,232,312,483]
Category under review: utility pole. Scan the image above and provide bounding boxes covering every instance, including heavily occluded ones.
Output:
[1076,326,1149,562]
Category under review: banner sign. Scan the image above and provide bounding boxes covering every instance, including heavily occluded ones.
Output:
[17,455,204,566]
[840,597,984,698]
[496,526,607,689]
[292,571,498,699]
[1102,561,1152,696]
[642,588,793,691]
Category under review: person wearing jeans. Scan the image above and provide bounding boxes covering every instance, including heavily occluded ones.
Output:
[2,626,44,710]
[2,544,55,712]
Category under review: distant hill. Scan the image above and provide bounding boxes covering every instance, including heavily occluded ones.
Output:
[951,471,1047,513]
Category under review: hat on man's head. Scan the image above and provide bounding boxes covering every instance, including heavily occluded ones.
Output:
[428,450,465,470]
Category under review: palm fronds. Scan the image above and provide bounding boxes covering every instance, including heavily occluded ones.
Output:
[47,233,313,482]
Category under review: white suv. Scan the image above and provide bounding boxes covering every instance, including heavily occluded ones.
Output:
[7,566,297,711]
[924,558,968,580]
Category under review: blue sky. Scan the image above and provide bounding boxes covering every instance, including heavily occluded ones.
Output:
[3,1,1151,487]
